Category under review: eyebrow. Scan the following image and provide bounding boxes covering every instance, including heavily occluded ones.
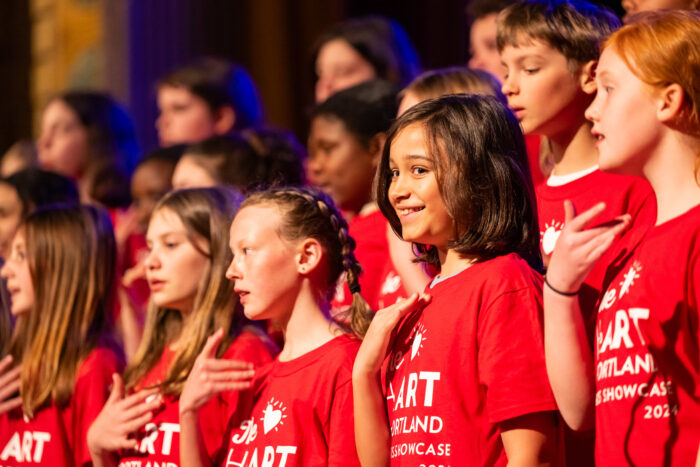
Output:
[596,70,613,80]
[405,154,432,162]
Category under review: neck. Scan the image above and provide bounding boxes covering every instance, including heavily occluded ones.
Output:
[643,133,700,225]
[548,119,598,176]
[277,282,339,361]
[438,247,478,278]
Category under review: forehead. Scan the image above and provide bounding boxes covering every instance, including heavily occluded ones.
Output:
[390,123,429,157]
[500,36,560,59]
[43,99,79,123]
[230,204,282,239]
[317,38,364,67]
[147,207,185,236]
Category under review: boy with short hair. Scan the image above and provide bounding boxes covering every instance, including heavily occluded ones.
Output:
[498,1,657,464]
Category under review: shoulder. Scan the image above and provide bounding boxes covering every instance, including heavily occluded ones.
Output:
[223,327,279,365]
[77,345,124,382]
[476,254,542,292]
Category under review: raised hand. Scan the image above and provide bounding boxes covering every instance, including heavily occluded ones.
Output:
[87,374,162,457]
[353,293,431,377]
[546,201,631,294]
[0,355,21,415]
[179,329,256,416]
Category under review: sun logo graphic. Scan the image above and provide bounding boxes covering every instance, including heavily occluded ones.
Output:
[619,261,642,299]
[380,271,402,295]
[410,324,427,361]
[261,398,287,435]
[540,220,563,255]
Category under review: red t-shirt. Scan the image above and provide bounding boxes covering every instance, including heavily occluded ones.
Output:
[594,203,700,466]
[384,254,557,466]
[116,329,276,467]
[0,346,123,466]
[332,210,392,311]
[536,170,656,328]
[376,263,408,310]
[219,334,361,467]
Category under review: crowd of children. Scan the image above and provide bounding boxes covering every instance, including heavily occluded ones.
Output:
[0,1,699,466]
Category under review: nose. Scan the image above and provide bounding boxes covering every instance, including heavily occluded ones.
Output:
[315,77,334,103]
[584,93,601,123]
[468,55,484,71]
[0,261,11,280]
[388,172,410,206]
[144,246,161,271]
[501,71,517,97]
[225,255,241,281]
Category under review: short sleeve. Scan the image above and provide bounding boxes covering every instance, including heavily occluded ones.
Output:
[477,285,557,424]
[72,349,122,466]
[327,378,361,466]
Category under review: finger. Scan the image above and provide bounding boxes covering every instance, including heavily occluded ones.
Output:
[209,381,253,393]
[200,329,225,360]
[0,396,22,414]
[122,410,155,434]
[0,376,20,401]
[202,359,254,372]
[574,215,632,244]
[107,374,125,404]
[567,202,607,231]
[563,200,577,223]
[0,365,21,387]
[122,395,162,421]
[0,355,13,374]
[120,387,160,410]
[200,369,256,383]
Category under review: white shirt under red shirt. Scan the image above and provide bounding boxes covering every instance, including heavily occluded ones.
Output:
[219,334,361,467]
[384,253,557,466]
[0,346,123,466]
[594,203,700,466]
[537,169,656,332]
[116,329,276,467]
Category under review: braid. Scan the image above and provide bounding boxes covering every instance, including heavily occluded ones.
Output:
[241,186,374,337]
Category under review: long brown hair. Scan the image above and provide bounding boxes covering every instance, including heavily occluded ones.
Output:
[7,205,117,418]
[123,187,247,395]
[240,187,373,338]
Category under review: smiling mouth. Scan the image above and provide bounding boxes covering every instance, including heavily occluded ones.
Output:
[397,207,424,216]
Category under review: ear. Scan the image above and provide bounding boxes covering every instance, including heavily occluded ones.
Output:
[368,132,387,166]
[579,60,597,95]
[656,83,685,123]
[295,237,324,275]
[213,105,236,134]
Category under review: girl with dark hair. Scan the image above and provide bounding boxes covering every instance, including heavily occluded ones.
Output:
[312,16,421,103]
[353,94,559,466]
[0,205,124,465]
[308,80,431,313]
[87,187,276,467]
[178,187,369,466]
[156,58,265,147]
[38,91,140,208]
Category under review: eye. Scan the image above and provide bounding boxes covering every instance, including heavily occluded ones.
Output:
[524,68,540,75]
[411,166,428,176]
[243,247,252,255]
[389,168,399,179]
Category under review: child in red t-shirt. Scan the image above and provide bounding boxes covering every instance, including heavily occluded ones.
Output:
[353,94,559,466]
[87,188,276,467]
[0,205,124,466]
[308,80,431,312]
[498,0,657,324]
[544,11,700,466]
[178,187,372,466]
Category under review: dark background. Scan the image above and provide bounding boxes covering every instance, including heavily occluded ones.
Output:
[0,0,624,157]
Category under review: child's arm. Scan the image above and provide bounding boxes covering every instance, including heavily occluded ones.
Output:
[179,329,255,467]
[544,201,630,430]
[352,293,430,467]
[500,411,558,467]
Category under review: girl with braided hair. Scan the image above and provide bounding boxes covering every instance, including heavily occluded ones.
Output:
[178,186,370,466]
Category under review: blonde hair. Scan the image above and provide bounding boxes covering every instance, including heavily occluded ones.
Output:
[604,10,700,136]
[400,67,506,104]
[8,205,117,418]
[124,187,247,395]
[241,187,373,338]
